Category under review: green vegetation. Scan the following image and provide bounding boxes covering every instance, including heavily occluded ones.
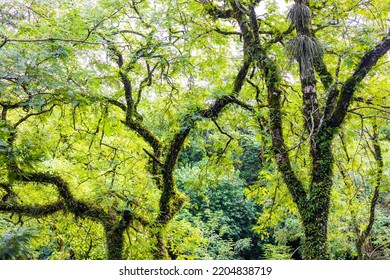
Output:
[0,0,389,260]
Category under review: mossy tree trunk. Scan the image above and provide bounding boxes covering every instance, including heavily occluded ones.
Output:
[105,225,125,259]
[301,133,334,259]
[219,0,390,259]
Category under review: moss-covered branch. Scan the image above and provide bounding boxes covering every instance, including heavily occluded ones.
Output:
[203,2,234,19]
[0,201,66,217]
[108,45,162,154]
[16,172,110,222]
[5,169,139,259]
[313,52,334,90]
[313,46,339,126]
[327,31,390,130]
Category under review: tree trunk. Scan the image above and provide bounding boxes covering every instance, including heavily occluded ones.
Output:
[105,222,126,260]
[301,189,331,260]
[302,215,329,259]
[300,133,333,259]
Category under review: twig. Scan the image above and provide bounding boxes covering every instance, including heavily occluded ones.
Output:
[143,148,163,166]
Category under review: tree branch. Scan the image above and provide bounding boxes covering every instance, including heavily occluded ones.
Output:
[265,24,295,47]
[0,201,66,217]
[4,5,127,47]
[364,123,383,239]
[123,120,162,154]
[157,50,252,229]
[230,96,254,111]
[135,62,158,109]
[203,3,234,19]
[105,97,127,112]
[13,104,57,128]
[108,45,162,154]
[143,148,163,166]
[17,172,110,222]
[314,53,335,90]
[6,37,123,45]
[327,31,390,129]
[213,27,241,36]
[0,38,7,49]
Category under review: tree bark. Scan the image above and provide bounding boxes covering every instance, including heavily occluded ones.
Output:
[301,131,334,259]
[105,224,126,260]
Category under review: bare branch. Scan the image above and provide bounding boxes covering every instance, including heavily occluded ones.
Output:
[13,104,56,128]
[105,97,127,112]
[0,38,7,49]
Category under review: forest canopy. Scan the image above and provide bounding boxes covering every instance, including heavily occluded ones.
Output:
[0,0,389,260]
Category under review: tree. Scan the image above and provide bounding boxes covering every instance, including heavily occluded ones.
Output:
[201,0,389,259]
[0,0,251,259]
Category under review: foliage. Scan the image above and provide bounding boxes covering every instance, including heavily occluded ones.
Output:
[0,218,37,260]
[262,244,293,260]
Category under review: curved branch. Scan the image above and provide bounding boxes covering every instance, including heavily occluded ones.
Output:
[17,172,110,222]
[327,31,390,129]
[135,62,158,109]
[212,118,234,161]
[108,45,162,154]
[203,3,233,19]
[6,37,123,45]
[13,104,56,128]
[0,201,66,217]
[105,97,127,112]
[231,96,254,111]
[0,38,7,49]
